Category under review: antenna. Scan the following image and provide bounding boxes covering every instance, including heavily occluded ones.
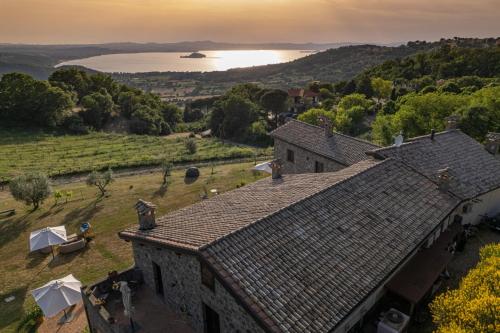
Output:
[394,132,404,147]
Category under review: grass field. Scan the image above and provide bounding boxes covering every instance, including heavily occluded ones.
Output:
[0,162,268,333]
[0,129,272,180]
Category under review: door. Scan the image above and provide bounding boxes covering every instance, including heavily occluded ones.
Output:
[203,304,220,333]
[152,261,164,296]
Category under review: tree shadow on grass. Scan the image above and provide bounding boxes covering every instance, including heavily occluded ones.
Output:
[153,184,169,198]
[47,246,90,269]
[184,176,198,185]
[0,213,33,248]
[0,286,28,330]
[25,251,48,269]
[62,198,104,226]
[36,206,65,221]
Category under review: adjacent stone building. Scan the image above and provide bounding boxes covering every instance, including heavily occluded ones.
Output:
[270,119,379,174]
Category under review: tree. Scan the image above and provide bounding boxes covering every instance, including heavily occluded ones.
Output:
[0,73,74,128]
[81,91,114,130]
[130,105,167,135]
[371,78,393,102]
[86,169,114,196]
[430,243,499,333]
[161,159,173,184]
[211,95,258,139]
[297,108,335,127]
[355,75,374,98]
[372,114,395,146]
[49,68,90,101]
[338,93,374,111]
[342,80,357,95]
[9,172,51,209]
[161,103,183,128]
[260,89,288,128]
[54,190,63,205]
[459,106,492,141]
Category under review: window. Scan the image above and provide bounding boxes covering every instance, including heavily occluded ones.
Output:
[287,149,295,163]
[315,161,324,173]
[201,262,215,291]
[462,203,473,214]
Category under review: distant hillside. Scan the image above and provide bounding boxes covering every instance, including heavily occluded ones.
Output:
[0,41,353,79]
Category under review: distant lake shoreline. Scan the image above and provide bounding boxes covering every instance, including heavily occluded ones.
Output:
[56,50,312,73]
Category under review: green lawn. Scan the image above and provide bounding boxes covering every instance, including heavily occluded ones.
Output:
[0,129,272,180]
[0,162,268,333]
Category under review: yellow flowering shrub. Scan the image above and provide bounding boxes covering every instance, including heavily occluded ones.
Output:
[429,243,500,333]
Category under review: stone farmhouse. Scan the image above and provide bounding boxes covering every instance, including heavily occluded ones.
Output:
[271,119,379,174]
[82,122,500,333]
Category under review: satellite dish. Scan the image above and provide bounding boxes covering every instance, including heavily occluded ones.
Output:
[394,133,404,147]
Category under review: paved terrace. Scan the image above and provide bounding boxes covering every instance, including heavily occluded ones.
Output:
[82,268,193,333]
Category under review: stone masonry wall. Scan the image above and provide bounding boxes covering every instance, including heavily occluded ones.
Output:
[274,138,346,174]
[132,241,265,333]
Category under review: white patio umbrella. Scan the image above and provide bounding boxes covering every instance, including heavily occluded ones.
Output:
[252,161,272,174]
[29,226,67,257]
[31,274,82,320]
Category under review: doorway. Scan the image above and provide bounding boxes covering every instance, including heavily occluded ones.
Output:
[152,261,164,296]
[203,304,220,333]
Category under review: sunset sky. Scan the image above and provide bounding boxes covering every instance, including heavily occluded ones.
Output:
[1,0,499,44]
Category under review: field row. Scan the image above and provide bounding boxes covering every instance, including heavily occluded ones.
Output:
[0,129,272,180]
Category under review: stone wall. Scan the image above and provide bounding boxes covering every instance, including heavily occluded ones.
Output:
[82,287,120,333]
[132,241,265,333]
[274,138,345,174]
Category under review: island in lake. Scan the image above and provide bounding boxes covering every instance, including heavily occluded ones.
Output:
[180,52,206,58]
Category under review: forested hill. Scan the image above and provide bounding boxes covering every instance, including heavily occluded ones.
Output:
[363,43,500,81]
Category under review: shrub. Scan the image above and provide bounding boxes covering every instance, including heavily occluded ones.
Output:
[185,138,197,154]
[86,168,114,196]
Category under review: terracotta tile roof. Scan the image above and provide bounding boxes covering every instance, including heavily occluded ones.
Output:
[303,90,319,98]
[371,130,500,199]
[270,119,379,166]
[119,159,377,250]
[202,159,459,333]
[288,89,304,98]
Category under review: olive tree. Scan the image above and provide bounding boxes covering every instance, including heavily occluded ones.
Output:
[86,168,114,196]
[161,159,173,185]
[9,172,51,209]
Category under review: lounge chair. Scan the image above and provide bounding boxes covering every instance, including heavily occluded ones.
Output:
[59,238,86,254]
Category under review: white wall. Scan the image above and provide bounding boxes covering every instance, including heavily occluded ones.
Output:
[458,187,500,225]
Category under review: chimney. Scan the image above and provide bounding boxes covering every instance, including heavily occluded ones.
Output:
[445,115,460,130]
[135,199,157,230]
[485,132,500,155]
[270,159,283,179]
[437,167,452,191]
[430,129,436,141]
[318,115,333,137]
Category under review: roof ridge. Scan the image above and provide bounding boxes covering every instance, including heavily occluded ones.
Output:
[200,158,382,251]
[272,119,379,146]
[372,129,462,153]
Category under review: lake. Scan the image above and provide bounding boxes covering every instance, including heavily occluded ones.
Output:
[56,50,312,73]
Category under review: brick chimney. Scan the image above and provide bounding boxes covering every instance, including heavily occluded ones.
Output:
[270,159,283,179]
[437,167,452,191]
[485,132,500,155]
[318,115,333,137]
[135,199,157,230]
[445,115,460,130]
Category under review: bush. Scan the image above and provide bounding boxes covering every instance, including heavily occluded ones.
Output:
[430,243,500,333]
[183,108,204,122]
[62,114,90,134]
[185,138,197,154]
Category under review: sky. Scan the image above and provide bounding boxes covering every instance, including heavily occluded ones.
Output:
[1,0,499,44]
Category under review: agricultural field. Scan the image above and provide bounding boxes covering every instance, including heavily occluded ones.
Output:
[0,162,268,333]
[0,129,272,180]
